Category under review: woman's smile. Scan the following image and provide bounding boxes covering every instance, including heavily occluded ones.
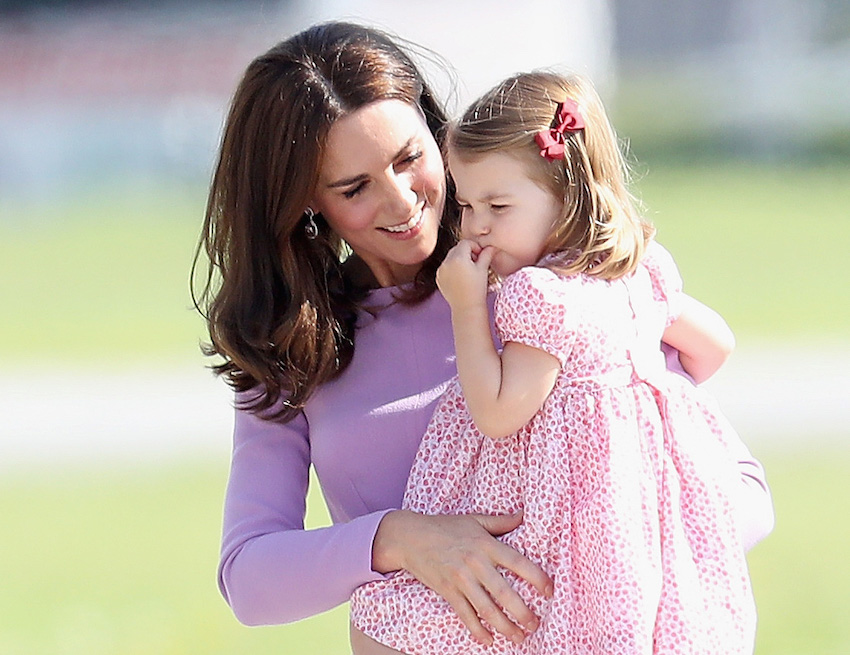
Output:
[311,99,446,286]
[381,208,424,236]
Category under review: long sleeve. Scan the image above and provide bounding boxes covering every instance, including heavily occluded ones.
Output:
[218,403,392,626]
[662,342,774,550]
[725,435,775,552]
[216,288,460,626]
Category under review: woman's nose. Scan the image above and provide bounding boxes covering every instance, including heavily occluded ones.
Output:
[384,172,418,217]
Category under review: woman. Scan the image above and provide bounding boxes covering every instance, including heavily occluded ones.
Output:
[192,21,774,647]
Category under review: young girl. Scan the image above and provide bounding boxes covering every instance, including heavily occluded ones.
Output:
[349,71,757,654]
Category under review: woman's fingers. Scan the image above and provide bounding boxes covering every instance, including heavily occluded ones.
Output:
[460,555,538,642]
[462,580,527,645]
[495,538,554,598]
[440,588,496,646]
[473,510,522,535]
[459,513,553,640]
[375,511,549,644]
[474,513,554,598]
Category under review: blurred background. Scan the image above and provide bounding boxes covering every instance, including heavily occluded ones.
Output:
[1,0,848,653]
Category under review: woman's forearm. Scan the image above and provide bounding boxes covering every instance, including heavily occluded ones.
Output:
[220,511,391,625]
[220,402,392,625]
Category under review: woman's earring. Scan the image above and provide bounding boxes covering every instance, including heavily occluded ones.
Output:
[304,208,319,240]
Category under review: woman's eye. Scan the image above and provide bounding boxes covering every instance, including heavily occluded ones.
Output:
[490,204,509,212]
[401,150,423,165]
[343,182,367,199]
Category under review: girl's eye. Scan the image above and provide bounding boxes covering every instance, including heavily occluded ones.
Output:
[490,204,509,212]
[343,182,367,199]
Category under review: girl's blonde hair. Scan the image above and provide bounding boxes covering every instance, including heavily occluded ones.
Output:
[448,71,654,280]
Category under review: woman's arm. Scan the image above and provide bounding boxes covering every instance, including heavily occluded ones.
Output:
[662,294,736,384]
[727,439,776,550]
[661,344,775,550]
[437,242,560,440]
[219,402,391,625]
[221,393,553,637]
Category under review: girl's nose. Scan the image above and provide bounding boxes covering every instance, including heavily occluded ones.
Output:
[464,210,490,237]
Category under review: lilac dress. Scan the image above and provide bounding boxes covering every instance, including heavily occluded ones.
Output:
[350,243,757,654]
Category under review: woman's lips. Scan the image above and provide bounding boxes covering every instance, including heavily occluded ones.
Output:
[380,209,424,236]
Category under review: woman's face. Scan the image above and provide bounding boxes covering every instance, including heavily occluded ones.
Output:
[311,99,446,287]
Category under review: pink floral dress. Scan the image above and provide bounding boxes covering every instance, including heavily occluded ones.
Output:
[350,242,756,654]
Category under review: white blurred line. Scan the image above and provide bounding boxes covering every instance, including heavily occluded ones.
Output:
[701,342,850,450]
[1,344,848,471]
[0,365,235,470]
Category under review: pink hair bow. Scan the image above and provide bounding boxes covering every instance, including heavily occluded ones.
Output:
[534,99,585,161]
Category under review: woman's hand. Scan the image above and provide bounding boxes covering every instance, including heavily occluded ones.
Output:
[436,240,495,311]
[372,509,553,646]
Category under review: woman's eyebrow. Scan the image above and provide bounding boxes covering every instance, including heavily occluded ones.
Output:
[327,173,368,189]
[326,138,415,189]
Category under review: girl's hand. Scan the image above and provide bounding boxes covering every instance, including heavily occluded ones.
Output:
[372,509,553,646]
[436,240,495,311]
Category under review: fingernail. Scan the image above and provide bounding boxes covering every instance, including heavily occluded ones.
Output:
[512,633,525,644]
[545,583,554,597]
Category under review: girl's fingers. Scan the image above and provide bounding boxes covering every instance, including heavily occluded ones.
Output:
[475,245,496,270]
[465,239,483,259]
[454,239,477,259]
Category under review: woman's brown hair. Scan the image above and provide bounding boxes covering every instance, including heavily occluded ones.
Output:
[191,22,458,421]
[448,71,654,280]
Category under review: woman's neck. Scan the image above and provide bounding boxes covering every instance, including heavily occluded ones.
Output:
[344,255,420,289]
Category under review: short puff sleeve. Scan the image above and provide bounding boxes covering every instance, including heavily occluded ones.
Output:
[495,266,574,367]
[641,240,685,327]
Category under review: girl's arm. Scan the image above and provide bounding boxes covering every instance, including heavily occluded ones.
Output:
[437,242,560,440]
[662,294,735,384]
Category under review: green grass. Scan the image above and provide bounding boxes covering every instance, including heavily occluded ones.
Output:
[1,162,849,365]
[635,163,850,341]
[0,447,847,654]
[1,163,847,652]
[0,184,208,367]
[0,460,350,655]
[747,449,850,655]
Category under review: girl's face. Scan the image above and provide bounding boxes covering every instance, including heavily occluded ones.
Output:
[448,150,562,278]
[311,99,446,287]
